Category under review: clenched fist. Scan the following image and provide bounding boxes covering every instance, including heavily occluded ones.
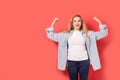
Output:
[93,16,102,24]
[51,18,59,27]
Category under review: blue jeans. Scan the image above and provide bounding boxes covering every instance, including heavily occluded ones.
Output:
[67,59,90,80]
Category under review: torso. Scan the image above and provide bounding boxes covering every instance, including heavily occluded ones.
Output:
[67,30,88,61]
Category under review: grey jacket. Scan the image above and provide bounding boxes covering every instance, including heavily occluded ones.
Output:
[46,24,108,71]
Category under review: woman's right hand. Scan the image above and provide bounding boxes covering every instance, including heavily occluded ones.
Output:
[51,18,59,27]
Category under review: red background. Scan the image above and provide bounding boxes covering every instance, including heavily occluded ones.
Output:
[0,0,119,80]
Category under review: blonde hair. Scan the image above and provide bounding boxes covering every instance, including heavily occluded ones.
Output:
[63,14,89,37]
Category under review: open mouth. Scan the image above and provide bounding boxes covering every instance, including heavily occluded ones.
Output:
[75,25,80,27]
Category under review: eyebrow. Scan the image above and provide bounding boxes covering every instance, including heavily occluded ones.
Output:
[73,19,81,21]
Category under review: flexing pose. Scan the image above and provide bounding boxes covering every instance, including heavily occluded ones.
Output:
[46,15,108,80]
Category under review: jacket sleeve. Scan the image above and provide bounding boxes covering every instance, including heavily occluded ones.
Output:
[93,24,108,40]
[45,27,62,42]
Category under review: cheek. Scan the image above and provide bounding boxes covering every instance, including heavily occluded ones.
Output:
[72,22,75,27]
[79,22,82,27]
[79,22,82,25]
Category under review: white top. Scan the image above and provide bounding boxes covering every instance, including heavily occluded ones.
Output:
[67,30,88,61]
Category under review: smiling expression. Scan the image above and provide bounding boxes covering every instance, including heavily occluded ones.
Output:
[73,17,82,31]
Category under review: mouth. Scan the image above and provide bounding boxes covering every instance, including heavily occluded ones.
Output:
[75,24,80,27]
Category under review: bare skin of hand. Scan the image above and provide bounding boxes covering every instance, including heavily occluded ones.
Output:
[51,18,59,27]
[93,16,102,24]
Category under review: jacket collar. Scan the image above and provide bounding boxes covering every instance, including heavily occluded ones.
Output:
[66,30,87,42]
[70,30,84,34]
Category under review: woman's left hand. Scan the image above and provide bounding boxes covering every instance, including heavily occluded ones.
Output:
[93,16,102,25]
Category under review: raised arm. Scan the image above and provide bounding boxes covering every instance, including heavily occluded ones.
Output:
[92,16,108,40]
[46,18,62,42]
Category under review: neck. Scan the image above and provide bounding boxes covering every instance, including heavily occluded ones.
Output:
[74,29,80,31]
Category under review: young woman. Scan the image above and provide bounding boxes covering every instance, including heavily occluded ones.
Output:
[46,15,108,80]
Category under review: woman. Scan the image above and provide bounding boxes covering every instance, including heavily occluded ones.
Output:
[46,15,108,80]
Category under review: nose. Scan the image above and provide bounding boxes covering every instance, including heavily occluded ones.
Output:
[76,22,79,25]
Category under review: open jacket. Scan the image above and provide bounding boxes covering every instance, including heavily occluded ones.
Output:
[46,24,108,71]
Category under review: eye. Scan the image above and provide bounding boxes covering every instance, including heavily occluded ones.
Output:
[73,20,76,22]
[78,20,81,22]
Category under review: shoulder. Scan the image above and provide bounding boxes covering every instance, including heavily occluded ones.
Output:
[87,30,96,37]
[88,30,93,34]
[57,31,69,37]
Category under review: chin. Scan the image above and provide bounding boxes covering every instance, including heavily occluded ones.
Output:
[76,27,80,29]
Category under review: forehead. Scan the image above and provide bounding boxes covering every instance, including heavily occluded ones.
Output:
[73,17,81,20]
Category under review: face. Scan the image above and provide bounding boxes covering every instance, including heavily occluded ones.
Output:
[73,17,82,30]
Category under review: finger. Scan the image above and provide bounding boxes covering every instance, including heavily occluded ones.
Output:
[54,18,59,22]
[93,16,98,20]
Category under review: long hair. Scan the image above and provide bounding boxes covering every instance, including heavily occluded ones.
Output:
[64,14,89,37]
